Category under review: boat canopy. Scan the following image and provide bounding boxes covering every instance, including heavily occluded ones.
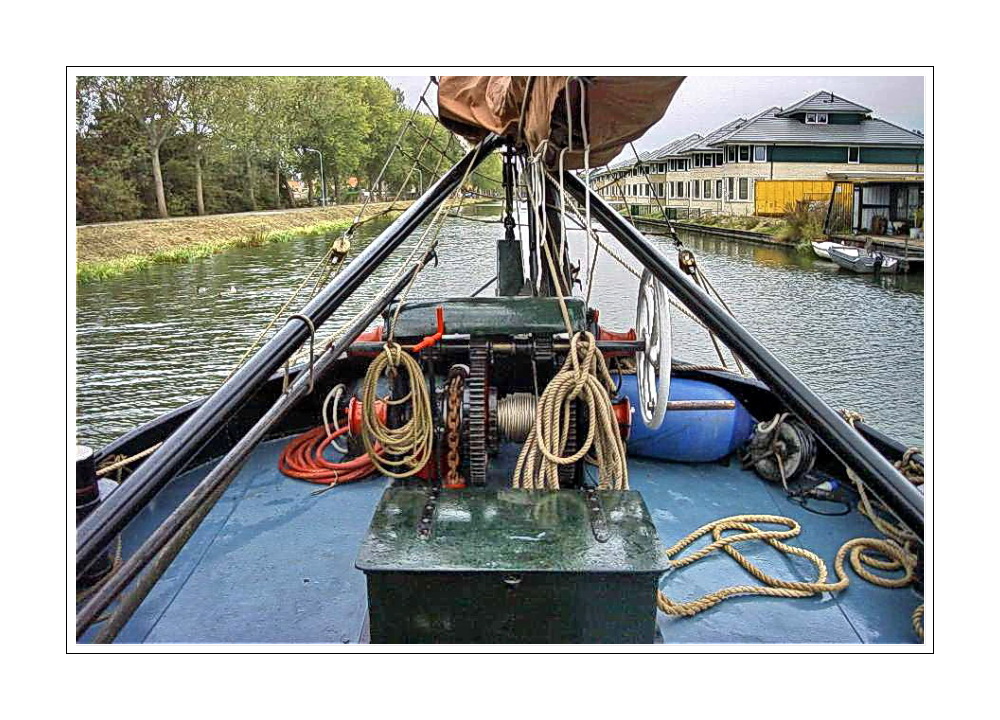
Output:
[438,76,684,169]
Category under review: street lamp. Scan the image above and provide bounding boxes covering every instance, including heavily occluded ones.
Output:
[304,147,327,206]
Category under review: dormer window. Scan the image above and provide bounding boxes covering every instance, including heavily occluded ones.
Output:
[805,112,828,125]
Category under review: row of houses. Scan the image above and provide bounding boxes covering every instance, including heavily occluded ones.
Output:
[591,90,924,222]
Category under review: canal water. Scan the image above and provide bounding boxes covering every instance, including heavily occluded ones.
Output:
[76,203,924,448]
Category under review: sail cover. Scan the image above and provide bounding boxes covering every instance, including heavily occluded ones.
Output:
[438,76,684,169]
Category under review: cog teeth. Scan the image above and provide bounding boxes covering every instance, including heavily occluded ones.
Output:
[467,342,489,486]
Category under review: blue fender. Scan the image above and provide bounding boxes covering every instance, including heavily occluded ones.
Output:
[619,375,756,462]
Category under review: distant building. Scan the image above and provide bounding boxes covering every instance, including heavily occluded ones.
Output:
[287,178,307,200]
[591,90,924,217]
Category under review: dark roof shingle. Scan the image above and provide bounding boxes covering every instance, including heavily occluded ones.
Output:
[711,107,923,146]
[775,90,872,117]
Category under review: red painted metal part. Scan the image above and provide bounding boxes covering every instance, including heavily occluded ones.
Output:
[411,306,446,352]
[612,396,633,442]
[597,325,638,358]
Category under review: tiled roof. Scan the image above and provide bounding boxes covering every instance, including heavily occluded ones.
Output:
[679,119,746,153]
[592,90,921,177]
[710,107,923,146]
[775,90,872,117]
[648,133,703,159]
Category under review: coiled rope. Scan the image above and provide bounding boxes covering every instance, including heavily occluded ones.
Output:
[512,331,628,490]
[656,514,917,618]
[359,342,433,478]
[840,409,924,638]
[278,425,378,487]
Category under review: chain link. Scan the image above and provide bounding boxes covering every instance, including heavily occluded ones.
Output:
[445,373,465,489]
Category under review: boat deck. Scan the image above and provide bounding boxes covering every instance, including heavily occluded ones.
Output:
[96,437,922,644]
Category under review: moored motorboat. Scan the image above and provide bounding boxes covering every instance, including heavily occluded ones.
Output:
[74,76,925,646]
[828,245,901,274]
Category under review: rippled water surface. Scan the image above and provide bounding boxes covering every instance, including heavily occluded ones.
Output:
[76,203,924,447]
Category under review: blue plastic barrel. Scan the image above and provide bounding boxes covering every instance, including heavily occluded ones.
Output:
[618,375,755,462]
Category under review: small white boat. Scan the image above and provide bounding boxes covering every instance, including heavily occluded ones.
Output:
[811,241,849,260]
[828,245,900,274]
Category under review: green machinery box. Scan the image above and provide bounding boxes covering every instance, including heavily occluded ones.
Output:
[356,487,670,643]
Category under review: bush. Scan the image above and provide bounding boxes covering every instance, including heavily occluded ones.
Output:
[778,200,826,249]
[76,167,144,224]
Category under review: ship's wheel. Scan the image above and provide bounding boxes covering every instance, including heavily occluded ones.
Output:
[636,270,671,430]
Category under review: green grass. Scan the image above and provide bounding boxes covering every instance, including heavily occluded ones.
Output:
[76,217,378,284]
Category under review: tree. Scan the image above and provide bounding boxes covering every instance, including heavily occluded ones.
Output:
[92,76,185,218]
[178,76,226,215]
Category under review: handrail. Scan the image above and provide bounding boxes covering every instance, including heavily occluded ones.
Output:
[76,256,431,640]
[561,168,924,539]
[76,134,504,576]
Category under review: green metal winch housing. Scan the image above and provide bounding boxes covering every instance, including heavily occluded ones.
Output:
[356,487,670,643]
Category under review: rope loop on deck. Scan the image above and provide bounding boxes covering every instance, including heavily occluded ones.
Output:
[657,514,917,619]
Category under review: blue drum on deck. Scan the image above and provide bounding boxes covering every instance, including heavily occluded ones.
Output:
[618,375,755,462]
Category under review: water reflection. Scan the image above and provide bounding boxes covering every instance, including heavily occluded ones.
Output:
[76,206,923,447]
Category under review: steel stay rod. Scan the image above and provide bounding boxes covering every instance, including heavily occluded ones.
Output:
[561,169,924,538]
[77,134,504,576]
[77,259,427,639]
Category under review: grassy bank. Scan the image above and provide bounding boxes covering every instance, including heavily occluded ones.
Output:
[76,202,415,283]
[637,210,831,250]
[682,214,785,237]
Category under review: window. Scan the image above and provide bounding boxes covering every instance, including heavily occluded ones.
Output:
[704,180,712,198]
[753,145,767,163]
[727,146,737,163]
[738,177,749,200]
[805,112,828,125]
[848,146,860,164]
[703,153,713,167]
[717,153,725,166]
[727,178,734,199]
[693,154,702,168]
[738,145,750,162]
[693,181,701,199]
[716,179,723,198]
[677,182,684,198]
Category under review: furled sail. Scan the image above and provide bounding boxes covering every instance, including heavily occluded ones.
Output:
[438,76,684,169]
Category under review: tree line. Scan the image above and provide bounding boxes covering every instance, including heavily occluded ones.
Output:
[76,76,501,225]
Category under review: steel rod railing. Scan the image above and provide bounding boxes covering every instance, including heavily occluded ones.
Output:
[76,135,504,576]
[561,168,924,538]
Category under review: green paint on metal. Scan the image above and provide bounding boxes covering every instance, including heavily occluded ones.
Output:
[357,487,670,643]
[386,297,587,338]
[497,238,526,296]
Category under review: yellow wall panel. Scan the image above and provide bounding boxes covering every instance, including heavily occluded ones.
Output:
[755,180,840,216]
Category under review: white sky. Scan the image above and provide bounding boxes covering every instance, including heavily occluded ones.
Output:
[385,75,925,161]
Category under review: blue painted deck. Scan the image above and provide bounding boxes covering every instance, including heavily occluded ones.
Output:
[108,438,921,644]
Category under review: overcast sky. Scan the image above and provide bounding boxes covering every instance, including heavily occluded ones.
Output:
[385,74,925,160]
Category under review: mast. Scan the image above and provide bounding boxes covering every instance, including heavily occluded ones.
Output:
[496,145,525,296]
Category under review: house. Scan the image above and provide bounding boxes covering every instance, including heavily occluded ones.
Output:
[591,90,924,218]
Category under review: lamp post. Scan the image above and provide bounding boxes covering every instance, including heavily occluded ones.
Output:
[304,147,327,206]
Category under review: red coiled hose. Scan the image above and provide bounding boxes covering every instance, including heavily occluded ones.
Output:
[278,425,379,486]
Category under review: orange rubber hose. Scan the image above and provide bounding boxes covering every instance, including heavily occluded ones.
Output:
[278,425,380,485]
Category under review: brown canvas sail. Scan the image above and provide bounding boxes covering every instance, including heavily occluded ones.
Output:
[438,76,684,169]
